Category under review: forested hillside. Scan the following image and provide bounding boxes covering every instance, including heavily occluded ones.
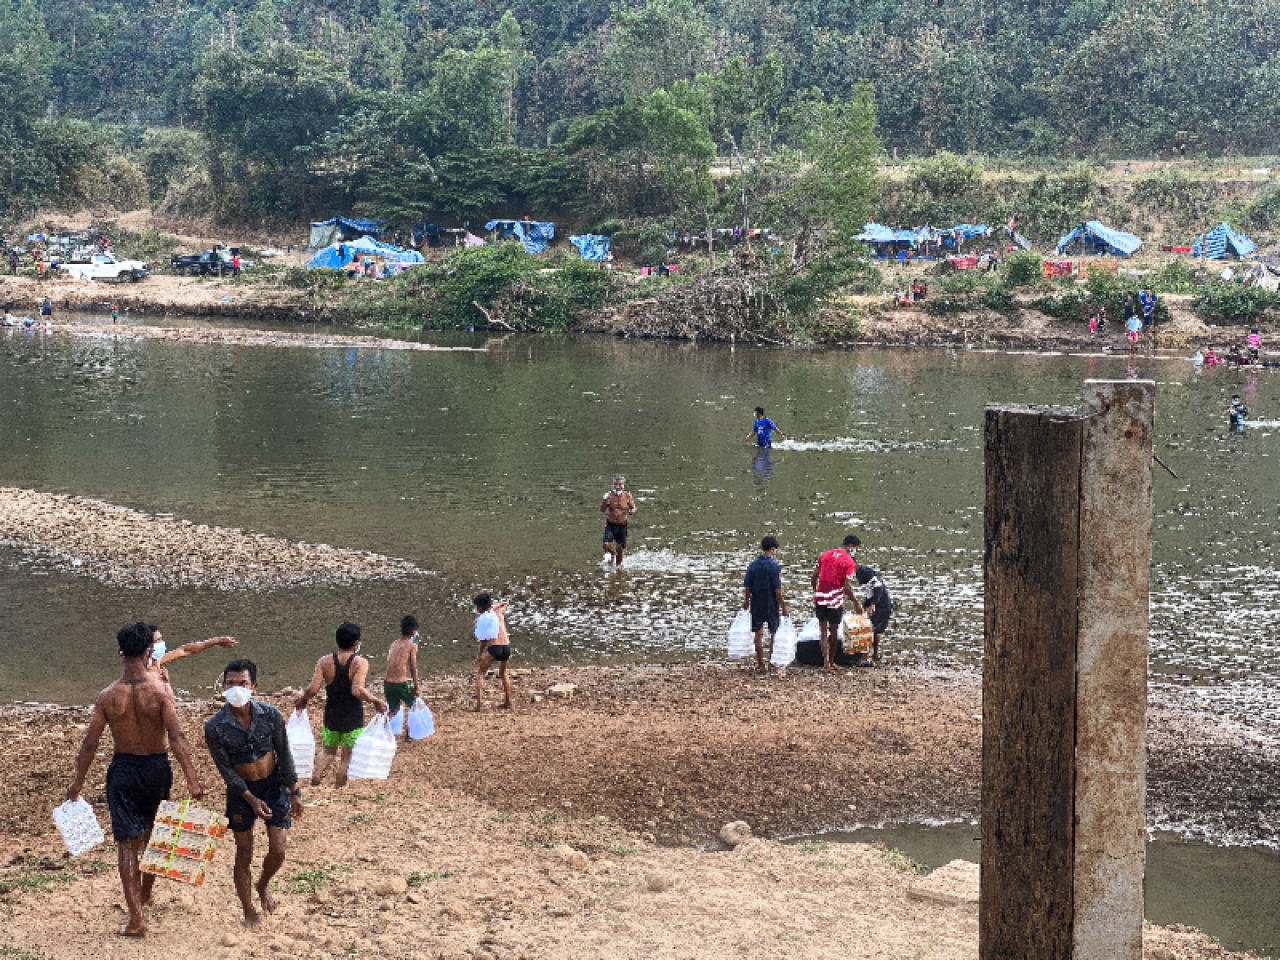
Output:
[6,0,1280,226]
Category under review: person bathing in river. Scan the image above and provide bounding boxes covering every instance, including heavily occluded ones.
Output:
[294,623,387,788]
[1226,394,1249,431]
[746,407,787,448]
[66,623,205,937]
[601,475,637,566]
[205,659,302,927]
[473,593,513,711]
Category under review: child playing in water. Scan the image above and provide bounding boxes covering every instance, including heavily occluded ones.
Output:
[1225,394,1249,431]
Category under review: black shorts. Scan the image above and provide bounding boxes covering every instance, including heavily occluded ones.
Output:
[603,522,628,548]
[870,611,891,636]
[814,604,843,624]
[106,753,172,841]
[228,768,291,833]
[749,602,780,635]
[485,644,511,662]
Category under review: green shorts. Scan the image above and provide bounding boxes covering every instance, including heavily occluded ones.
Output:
[321,727,362,750]
[383,680,416,715]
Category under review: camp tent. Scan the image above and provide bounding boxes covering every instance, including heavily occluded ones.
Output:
[855,223,897,244]
[1193,223,1257,260]
[1056,221,1142,257]
[486,219,555,255]
[308,217,386,250]
[305,235,424,270]
[570,235,611,262]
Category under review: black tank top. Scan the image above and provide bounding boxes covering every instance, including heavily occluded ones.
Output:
[323,653,365,733]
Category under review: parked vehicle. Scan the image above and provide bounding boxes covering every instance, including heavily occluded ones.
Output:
[62,252,149,282]
[170,248,251,277]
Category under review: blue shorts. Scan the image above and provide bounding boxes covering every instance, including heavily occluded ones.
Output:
[227,768,291,833]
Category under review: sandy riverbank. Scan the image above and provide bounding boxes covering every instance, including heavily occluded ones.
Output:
[0,663,1272,958]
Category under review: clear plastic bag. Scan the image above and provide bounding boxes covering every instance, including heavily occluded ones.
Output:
[407,698,435,740]
[286,709,316,780]
[53,798,105,857]
[798,617,821,644]
[348,714,397,780]
[388,705,405,737]
[727,610,755,658]
[770,617,798,668]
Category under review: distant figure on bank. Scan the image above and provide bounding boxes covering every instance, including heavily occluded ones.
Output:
[809,535,865,671]
[742,535,789,674]
[1225,394,1249,431]
[1140,288,1157,329]
[473,593,513,711]
[601,475,637,566]
[294,623,387,788]
[205,659,302,927]
[746,406,787,448]
[1249,328,1261,364]
[66,622,205,937]
[1126,313,1141,353]
[38,296,51,320]
[383,615,421,739]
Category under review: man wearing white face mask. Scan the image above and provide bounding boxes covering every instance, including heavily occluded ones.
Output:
[205,658,301,927]
[146,626,238,687]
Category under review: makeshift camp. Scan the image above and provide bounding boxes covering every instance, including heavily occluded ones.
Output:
[570,234,611,262]
[1193,223,1257,260]
[1056,221,1142,257]
[308,217,386,250]
[486,219,555,255]
[938,224,989,251]
[305,235,424,270]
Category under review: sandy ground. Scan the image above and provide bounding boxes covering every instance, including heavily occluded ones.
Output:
[0,663,1271,959]
[0,487,425,589]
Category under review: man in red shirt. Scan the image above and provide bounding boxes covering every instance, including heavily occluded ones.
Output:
[810,535,865,671]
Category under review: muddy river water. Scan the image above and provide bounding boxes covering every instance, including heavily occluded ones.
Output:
[1,323,1278,718]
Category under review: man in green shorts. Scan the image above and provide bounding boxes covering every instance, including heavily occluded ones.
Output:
[294,623,386,787]
[383,615,420,740]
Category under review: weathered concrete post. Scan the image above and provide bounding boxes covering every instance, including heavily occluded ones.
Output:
[980,380,1153,960]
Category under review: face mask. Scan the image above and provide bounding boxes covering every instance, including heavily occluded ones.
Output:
[150,641,166,664]
[224,685,252,708]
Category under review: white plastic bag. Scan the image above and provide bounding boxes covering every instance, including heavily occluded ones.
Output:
[286,709,316,780]
[388,705,405,737]
[348,714,397,780]
[770,617,798,668]
[407,698,435,740]
[798,617,821,644]
[53,798,104,857]
[727,610,755,658]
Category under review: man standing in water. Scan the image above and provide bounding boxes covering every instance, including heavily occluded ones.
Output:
[810,535,865,671]
[745,407,787,447]
[601,475,637,566]
[383,615,421,739]
[294,623,387,788]
[205,659,302,927]
[66,622,205,937]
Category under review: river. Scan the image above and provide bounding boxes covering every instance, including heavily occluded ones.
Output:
[1,321,1277,717]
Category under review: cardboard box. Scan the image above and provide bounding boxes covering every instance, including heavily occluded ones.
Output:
[140,799,228,886]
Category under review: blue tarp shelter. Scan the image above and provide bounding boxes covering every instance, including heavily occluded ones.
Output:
[486,219,555,255]
[308,217,386,250]
[570,235,611,262]
[1193,223,1257,260]
[944,224,989,242]
[1056,220,1142,257]
[855,223,897,244]
[305,235,424,270]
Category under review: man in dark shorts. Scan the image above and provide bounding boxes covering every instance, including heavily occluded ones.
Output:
[601,475,637,566]
[66,622,205,937]
[742,535,790,673]
[205,659,301,926]
[294,623,387,788]
[855,557,893,665]
[383,615,421,739]
[474,593,513,710]
[809,534,865,671]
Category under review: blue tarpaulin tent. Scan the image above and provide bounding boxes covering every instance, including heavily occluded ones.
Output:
[855,223,897,243]
[944,224,989,241]
[308,217,386,250]
[306,235,424,270]
[1193,223,1257,260]
[570,235,611,261]
[1056,220,1142,257]
[486,219,555,255]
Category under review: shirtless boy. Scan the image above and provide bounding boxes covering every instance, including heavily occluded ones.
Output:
[600,475,637,566]
[66,622,205,937]
[384,615,421,739]
[473,593,513,711]
[294,623,387,788]
[147,627,237,686]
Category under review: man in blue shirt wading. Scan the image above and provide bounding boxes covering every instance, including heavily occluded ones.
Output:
[746,407,787,447]
[742,535,790,673]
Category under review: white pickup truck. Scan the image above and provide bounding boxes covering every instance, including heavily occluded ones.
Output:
[62,252,149,283]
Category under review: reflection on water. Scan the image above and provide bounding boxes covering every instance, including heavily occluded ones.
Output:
[2,330,1280,720]
[799,823,1280,958]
